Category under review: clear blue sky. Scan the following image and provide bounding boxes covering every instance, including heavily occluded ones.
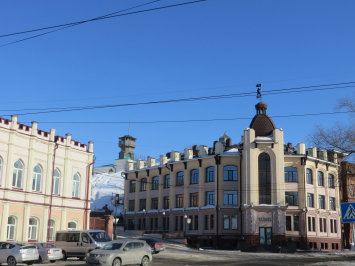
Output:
[1,0,354,166]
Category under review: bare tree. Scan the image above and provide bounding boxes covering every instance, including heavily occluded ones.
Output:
[308,95,355,161]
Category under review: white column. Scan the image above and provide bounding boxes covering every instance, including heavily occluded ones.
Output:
[0,203,9,241]
[22,205,31,242]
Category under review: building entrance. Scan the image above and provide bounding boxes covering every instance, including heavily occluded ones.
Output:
[259,227,272,245]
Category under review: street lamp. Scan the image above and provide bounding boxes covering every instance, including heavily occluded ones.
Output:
[184,215,188,239]
[111,193,122,240]
[142,209,146,231]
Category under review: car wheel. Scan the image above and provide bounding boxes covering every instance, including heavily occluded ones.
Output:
[38,256,43,264]
[26,261,34,265]
[141,256,149,266]
[62,251,67,261]
[7,256,16,266]
[49,261,56,263]
[112,258,121,266]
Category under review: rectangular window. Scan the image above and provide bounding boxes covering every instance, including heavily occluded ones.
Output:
[308,217,311,231]
[189,215,193,230]
[151,198,158,210]
[164,196,169,209]
[285,192,298,206]
[223,166,238,181]
[205,191,215,205]
[284,167,297,182]
[204,215,209,230]
[152,177,159,190]
[138,219,142,230]
[167,217,170,231]
[190,169,199,184]
[175,216,179,231]
[210,215,215,229]
[129,200,135,212]
[140,179,147,191]
[307,193,314,207]
[163,217,167,231]
[328,174,335,188]
[286,216,292,231]
[176,172,184,186]
[150,218,153,230]
[319,218,323,232]
[128,219,134,230]
[129,180,136,193]
[206,167,215,182]
[312,217,315,232]
[194,215,198,230]
[223,191,238,205]
[143,218,146,230]
[176,194,184,208]
[329,197,336,210]
[323,218,327,233]
[306,169,313,184]
[180,216,183,231]
[330,219,334,233]
[319,195,325,209]
[190,193,199,207]
[164,175,170,188]
[223,215,230,230]
[231,215,238,230]
[139,199,146,211]
[294,216,299,231]
[318,171,324,186]
[334,220,337,233]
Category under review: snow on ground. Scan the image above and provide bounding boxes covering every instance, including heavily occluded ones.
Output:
[91,172,125,215]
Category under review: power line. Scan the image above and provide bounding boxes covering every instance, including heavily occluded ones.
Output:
[1,81,354,116]
[0,0,207,48]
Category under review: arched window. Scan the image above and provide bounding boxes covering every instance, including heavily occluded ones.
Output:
[284,167,297,182]
[259,153,271,204]
[318,171,324,186]
[152,176,159,190]
[140,178,147,191]
[328,174,335,188]
[7,216,16,240]
[190,169,199,184]
[13,160,23,188]
[206,167,215,182]
[53,169,60,195]
[48,220,55,241]
[224,165,238,181]
[28,217,38,240]
[176,172,184,186]
[32,165,42,191]
[306,169,313,184]
[72,173,80,197]
[68,221,77,230]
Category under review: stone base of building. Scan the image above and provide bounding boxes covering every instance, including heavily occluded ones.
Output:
[186,235,239,249]
[306,237,341,251]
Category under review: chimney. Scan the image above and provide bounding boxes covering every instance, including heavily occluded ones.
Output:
[65,134,72,146]
[137,159,144,169]
[11,115,18,130]
[184,148,193,160]
[160,155,167,165]
[199,145,208,157]
[147,157,155,167]
[126,161,134,171]
[192,145,199,157]
[49,128,56,142]
[31,121,38,135]
[296,143,306,155]
[215,142,223,155]
[308,147,317,157]
[171,151,180,162]
[88,142,94,153]
[208,147,213,155]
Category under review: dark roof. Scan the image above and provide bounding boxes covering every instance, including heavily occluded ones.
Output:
[249,102,276,137]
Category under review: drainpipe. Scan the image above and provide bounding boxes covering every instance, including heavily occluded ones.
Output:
[85,158,95,230]
[304,160,308,250]
[214,154,221,248]
[240,154,243,238]
[47,142,58,242]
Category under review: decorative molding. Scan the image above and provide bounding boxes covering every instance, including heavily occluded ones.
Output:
[158,167,162,175]
[146,169,149,177]
[198,159,202,167]
[183,161,187,170]
[315,160,319,168]
[135,171,138,179]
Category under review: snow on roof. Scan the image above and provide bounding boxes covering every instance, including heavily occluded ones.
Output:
[223,148,240,155]
[255,136,273,141]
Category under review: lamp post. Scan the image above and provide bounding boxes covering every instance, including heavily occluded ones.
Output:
[111,193,122,240]
[124,207,127,231]
[184,215,187,239]
[142,209,146,231]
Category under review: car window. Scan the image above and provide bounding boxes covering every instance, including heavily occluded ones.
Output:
[67,233,80,242]
[1,244,15,250]
[81,233,89,243]
[124,243,134,250]
[34,244,39,249]
[133,242,142,249]
[41,243,55,248]
[102,243,122,250]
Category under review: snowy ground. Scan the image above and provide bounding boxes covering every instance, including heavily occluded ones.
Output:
[91,172,125,215]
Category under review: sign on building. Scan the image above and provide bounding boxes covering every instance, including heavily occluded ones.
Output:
[341,203,355,223]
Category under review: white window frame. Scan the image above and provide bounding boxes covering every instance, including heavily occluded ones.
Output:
[53,169,60,195]
[13,160,23,188]
[32,165,42,192]
[68,221,77,230]
[7,216,16,240]
[28,217,38,240]
[72,173,80,198]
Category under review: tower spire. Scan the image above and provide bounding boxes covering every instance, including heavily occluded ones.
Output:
[256,83,262,102]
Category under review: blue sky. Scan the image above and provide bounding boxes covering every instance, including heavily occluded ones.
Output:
[0,0,354,166]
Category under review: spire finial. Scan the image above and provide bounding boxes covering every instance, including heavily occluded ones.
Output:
[256,83,262,102]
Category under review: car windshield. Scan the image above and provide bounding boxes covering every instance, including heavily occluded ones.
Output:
[102,243,123,250]
[89,232,112,242]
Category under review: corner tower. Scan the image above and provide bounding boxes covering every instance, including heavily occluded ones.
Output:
[118,135,136,160]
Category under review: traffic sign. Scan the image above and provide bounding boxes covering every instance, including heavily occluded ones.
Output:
[341,202,355,223]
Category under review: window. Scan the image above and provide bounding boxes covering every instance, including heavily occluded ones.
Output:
[306,168,313,184]
[7,216,16,240]
[223,215,230,230]
[28,218,38,240]
[308,217,311,231]
[334,220,337,233]
[320,218,324,232]
[312,217,315,231]
[152,176,159,190]
[194,215,198,230]
[286,216,291,231]
[224,165,237,181]
[224,191,238,205]
[231,215,238,230]
[205,191,215,205]
[318,171,324,186]
[139,199,146,211]
[72,173,80,197]
[129,180,136,193]
[32,165,42,191]
[210,215,215,229]
[328,174,335,188]
[164,196,169,209]
[176,172,184,186]
[180,216,183,231]
[129,200,135,212]
[189,215,193,230]
[164,175,170,188]
[307,193,314,207]
[308,217,315,232]
[285,192,298,206]
[128,219,134,230]
[323,218,327,232]
[68,221,77,230]
[176,195,183,208]
[163,217,167,231]
[294,216,299,231]
[204,215,209,230]
[48,220,55,241]
[329,197,336,210]
[151,198,158,210]
[140,178,147,191]
[53,169,60,194]
[190,169,199,184]
[206,167,215,182]
[319,195,325,209]
[190,193,199,207]
[284,167,297,182]
[13,160,23,188]
[330,219,334,233]
[259,153,271,204]
[175,216,179,231]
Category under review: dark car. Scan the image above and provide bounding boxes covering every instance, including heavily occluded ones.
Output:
[138,238,165,254]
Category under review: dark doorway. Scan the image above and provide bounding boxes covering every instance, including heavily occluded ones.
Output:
[260,227,272,245]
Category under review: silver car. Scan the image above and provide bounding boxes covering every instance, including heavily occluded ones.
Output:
[0,242,39,266]
[86,239,152,266]
[33,242,63,263]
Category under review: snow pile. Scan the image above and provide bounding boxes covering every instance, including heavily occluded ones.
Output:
[91,172,125,215]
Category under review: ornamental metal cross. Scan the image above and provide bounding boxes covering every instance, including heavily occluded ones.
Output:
[256,83,262,101]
